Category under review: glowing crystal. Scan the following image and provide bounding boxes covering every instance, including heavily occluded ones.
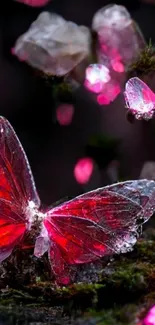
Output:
[92,4,145,71]
[124,77,155,120]
[85,64,110,93]
[92,4,131,32]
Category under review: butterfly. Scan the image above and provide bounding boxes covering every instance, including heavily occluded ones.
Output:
[0,116,155,285]
[124,77,155,120]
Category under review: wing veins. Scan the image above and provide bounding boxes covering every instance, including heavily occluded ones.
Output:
[50,217,116,256]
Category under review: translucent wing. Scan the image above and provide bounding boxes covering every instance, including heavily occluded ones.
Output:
[43,180,155,284]
[124,77,155,119]
[104,180,155,220]
[0,116,40,261]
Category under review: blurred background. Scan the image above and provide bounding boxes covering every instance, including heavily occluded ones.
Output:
[1,0,155,206]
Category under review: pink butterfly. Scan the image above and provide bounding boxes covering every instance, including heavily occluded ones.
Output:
[14,0,51,7]
[0,116,154,285]
[124,77,155,120]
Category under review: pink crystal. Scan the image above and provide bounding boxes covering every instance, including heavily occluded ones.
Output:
[56,104,74,126]
[92,4,145,71]
[74,158,94,184]
[85,64,110,93]
[14,0,51,6]
[124,77,155,120]
[143,305,155,325]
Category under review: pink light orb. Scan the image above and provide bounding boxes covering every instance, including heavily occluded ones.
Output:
[74,157,94,184]
[97,80,121,105]
[14,0,51,6]
[143,305,155,325]
[111,60,124,73]
[85,64,111,93]
[56,104,74,126]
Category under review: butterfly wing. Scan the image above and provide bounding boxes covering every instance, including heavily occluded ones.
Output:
[124,77,155,116]
[43,180,155,284]
[0,117,40,261]
[105,179,155,220]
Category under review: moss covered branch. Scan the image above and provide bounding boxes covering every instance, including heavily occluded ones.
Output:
[0,227,155,324]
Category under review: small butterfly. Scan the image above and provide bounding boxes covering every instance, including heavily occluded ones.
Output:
[0,116,155,285]
[124,77,155,120]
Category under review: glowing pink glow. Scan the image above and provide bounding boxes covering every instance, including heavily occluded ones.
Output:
[85,64,111,94]
[56,104,74,126]
[111,60,124,73]
[143,305,155,325]
[124,77,155,120]
[97,80,121,105]
[15,0,51,6]
[74,157,94,184]
[100,46,125,73]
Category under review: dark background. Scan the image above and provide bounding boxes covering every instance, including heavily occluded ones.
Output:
[1,0,155,206]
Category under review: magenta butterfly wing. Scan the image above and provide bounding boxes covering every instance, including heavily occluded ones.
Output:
[0,117,40,261]
[124,77,155,119]
[43,181,155,285]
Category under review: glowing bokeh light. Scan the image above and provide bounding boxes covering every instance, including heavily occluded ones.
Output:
[74,157,94,184]
[111,60,124,73]
[15,0,51,6]
[97,81,121,105]
[56,104,74,126]
[85,64,110,93]
[143,305,155,325]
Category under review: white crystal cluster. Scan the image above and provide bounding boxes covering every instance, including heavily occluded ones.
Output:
[13,12,91,76]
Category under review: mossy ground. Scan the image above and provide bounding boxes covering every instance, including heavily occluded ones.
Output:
[0,228,155,324]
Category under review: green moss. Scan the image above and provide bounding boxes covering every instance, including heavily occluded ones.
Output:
[0,231,155,324]
[86,304,140,325]
[128,42,155,78]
